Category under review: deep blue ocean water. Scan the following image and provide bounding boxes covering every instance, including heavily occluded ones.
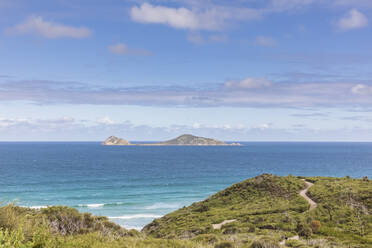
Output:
[1,142,372,229]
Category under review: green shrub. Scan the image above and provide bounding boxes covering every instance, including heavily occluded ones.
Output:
[285,239,306,248]
[0,227,30,248]
[250,239,280,248]
[192,234,218,244]
[214,241,234,248]
[296,223,312,238]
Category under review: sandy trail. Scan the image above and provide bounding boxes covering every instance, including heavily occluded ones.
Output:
[300,179,317,211]
[212,219,236,230]
[212,179,318,246]
[280,179,317,246]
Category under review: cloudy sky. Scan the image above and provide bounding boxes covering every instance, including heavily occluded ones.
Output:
[1,0,372,141]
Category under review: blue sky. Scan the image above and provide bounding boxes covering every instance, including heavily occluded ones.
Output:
[1,0,372,141]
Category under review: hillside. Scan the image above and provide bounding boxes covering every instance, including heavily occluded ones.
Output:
[143,174,372,247]
[1,175,371,248]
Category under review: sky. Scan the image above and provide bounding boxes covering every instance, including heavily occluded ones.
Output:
[1,0,372,141]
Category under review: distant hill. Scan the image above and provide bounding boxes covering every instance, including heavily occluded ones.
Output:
[102,136,131,146]
[102,134,241,146]
[159,134,239,146]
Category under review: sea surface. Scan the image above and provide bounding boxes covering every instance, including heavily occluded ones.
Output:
[1,142,372,230]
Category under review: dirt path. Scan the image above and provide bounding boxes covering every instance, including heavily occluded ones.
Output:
[212,179,318,246]
[300,179,317,211]
[280,235,299,245]
[212,219,236,230]
[280,180,317,246]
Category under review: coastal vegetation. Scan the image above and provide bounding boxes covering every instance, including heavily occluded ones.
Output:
[1,174,371,247]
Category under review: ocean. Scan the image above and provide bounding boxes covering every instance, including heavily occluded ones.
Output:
[1,142,372,230]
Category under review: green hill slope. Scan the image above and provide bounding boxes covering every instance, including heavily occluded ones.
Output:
[1,174,371,248]
[143,174,372,247]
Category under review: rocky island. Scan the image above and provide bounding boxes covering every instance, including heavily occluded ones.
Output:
[102,136,131,145]
[102,134,241,146]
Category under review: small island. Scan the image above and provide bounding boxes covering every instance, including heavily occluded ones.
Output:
[102,134,241,146]
[102,136,131,146]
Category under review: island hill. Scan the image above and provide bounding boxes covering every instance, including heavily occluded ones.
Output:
[102,134,241,146]
[1,174,371,248]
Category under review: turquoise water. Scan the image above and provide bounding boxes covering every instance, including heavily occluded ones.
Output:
[1,142,372,230]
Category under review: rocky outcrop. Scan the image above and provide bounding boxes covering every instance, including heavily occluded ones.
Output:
[102,136,131,146]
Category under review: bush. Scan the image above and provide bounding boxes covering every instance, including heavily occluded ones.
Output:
[285,239,306,248]
[192,234,218,244]
[250,240,280,248]
[310,220,321,233]
[296,223,312,238]
[193,204,209,213]
[214,241,234,248]
[248,226,256,233]
[0,228,28,248]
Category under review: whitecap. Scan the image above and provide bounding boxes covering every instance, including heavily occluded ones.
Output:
[22,205,48,209]
[78,203,104,208]
[87,203,104,208]
[122,225,142,230]
[145,202,181,210]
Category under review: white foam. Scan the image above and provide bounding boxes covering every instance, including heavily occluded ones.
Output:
[24,205,48,209]
[108,214,163,220]
[122,225,142,231]
[145,202,181,210]
[78,203,104,208]
[87,203,104,208]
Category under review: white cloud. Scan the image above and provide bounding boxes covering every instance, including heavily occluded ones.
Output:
[253,123,271,130]
[255,36,277,47]
[225,78,272,89]
[97,116,115,125]
[351,84,372,95]
[337,9,368,30]
[108,43,151,56]
[0,118,30,127]
[11,16,92,39]
[3,79,372,109]
[0,117,76,128]
[192,122,201,129]
[131,3,205,30]
[130,3,261,30]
